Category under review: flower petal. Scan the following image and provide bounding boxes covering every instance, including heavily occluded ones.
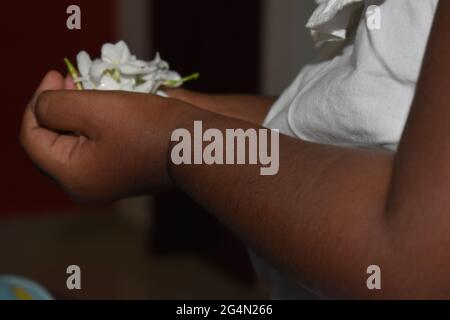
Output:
[119,62,152,75]
[135,79,155,93]
[148,52,169,70]
[82,80,95,90]
[102,41,131,65]
[161,71,181,82]
[90,59,113,80]
[97,74,120,90]
[101,43,119,64]
[115,40,131,63]
[156,90,169,98]
[76,51,92,77]
[142,72,158,82]
[120,79,135,92]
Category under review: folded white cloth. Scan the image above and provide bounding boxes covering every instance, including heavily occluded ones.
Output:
[306,0,364,46]
[265,0,438,152]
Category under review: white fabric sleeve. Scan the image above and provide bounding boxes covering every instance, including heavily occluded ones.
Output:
[287,0,438,151]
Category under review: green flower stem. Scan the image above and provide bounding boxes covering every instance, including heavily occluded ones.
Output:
[164,72,200,87]
[64,57,83,90]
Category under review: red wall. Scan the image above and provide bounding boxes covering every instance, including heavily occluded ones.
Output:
[0,1,116,215]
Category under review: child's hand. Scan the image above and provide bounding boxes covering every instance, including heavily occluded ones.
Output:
[20,71,195,202]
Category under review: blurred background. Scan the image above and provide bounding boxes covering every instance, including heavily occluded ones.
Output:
[0,0,316,299]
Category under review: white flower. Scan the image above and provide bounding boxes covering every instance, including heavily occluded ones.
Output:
[76,51,95,89]
[68,40,194,94]
[100,41,154,76]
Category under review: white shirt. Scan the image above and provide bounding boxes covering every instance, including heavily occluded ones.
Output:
[254,0,438,299]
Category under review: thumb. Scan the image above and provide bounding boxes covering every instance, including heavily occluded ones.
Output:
[34,90,155,138]
[34,90,97,138]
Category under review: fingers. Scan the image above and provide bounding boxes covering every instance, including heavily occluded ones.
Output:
[20,71,78,177]
[32,71,66,105]
[64,75,77,90]
[20,71,66,146]
[22,71,66,128]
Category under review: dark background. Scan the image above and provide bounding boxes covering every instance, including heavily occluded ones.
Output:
[1,0,115,214]
[152,0,261,94]
[150,0,262,285]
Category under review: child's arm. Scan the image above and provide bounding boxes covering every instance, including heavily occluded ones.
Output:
[169,1,450,298]
[19,1,450,299]
[167,88,275,125]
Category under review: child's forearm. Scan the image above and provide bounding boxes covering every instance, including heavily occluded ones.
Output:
[168,1,450,298]
[167,88,275,125]
[169,113,394,298]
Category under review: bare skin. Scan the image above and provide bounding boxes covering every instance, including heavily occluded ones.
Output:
[19,1,450,299]
[166,88,275,125]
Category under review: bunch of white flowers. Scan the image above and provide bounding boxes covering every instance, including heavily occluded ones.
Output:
[64,40,198,96]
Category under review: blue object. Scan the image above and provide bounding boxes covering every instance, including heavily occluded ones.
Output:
[0,276,53,300]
